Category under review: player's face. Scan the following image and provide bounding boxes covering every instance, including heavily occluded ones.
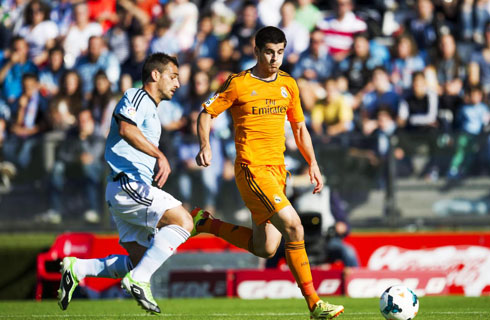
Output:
[256,42,285,75]
[157,63,180,101]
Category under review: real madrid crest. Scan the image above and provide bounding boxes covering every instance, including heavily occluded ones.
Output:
[280,87,288,98]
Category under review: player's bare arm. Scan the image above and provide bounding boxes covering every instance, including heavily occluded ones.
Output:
[118,120,170,187]
[195,109,213,167]
[290,121,323,194]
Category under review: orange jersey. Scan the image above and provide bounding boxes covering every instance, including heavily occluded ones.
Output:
[203,69,305,165]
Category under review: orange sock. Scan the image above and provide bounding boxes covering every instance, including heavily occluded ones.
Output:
[197,218,253,251]
[285,241,320,311]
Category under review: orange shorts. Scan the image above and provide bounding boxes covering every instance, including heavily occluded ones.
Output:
[235,163,291,225]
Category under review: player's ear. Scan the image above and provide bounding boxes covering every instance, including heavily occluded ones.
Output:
[254,46,259,58]
[150,69,161,82]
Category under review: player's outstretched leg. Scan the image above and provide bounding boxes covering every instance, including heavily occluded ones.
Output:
[190,208,253,250]
[310,300,344,319]
[58,257,79,310]
[121,271,161,314]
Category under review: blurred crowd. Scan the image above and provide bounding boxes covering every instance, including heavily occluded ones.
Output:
[0,0,489,224]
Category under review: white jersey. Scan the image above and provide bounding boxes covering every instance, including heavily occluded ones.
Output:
[105,88,161,185]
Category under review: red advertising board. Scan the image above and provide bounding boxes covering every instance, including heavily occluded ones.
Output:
[344,268,449,298]
[344,233,490,296]
[233,269,343,299]
[169,271,231,298]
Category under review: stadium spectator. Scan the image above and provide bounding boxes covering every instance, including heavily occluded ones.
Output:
[39,46,66,98]
[182,70,214,114]
[213,38,240,76]
[191,14,220,73]
[166,0,199,52]
[87,0,117,33]
[434,33,466,132]
[292,29,335,110]
[278,1,309,71]
[1,0,28,35]
[338,32,385,97]
[104,4,131,64]
[390,33,426,94]
[311,78,353,141]
[42,70,83,174]
[63,2,104,69]
[42,109,105,224]
[149,16,180,56]
[3,73,48,169]
[316,0,367,61]
[257,0,284,27]
[360,67,402,135]
[117,0,152,30]
[446,85,490,181]
[121,34,149,89]
[468,22,490,94]
[16,0,58,66]
[49,70,84,127]
[49,0,74,36]
[0,36,38,104]
[406,0,443,56]
[88,70,117,137]
[460,0,488,44]
[398,71,440,179]
[229,1,264,63]
[74,35,120,98]
[295,0,323,32]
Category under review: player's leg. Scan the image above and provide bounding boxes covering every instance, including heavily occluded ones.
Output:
[122,204,193,314]
[270,206,344,319]
[191,208,254,251]
[129,205,193,283]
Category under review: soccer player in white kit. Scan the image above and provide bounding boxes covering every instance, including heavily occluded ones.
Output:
[58,53,195,314]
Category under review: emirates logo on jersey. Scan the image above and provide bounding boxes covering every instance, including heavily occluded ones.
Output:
[280,87,288,98]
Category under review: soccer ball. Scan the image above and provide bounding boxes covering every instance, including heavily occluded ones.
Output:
[379,285,419,320]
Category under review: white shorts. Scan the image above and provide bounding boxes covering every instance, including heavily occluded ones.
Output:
[106,178,182,247]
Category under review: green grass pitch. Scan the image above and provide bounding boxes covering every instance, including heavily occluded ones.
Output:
[0,296,489,319]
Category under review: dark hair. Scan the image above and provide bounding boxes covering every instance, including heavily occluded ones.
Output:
[467,84,483,95]
[141,53,179,84]
[49,46,64,56]
[10,36,26,48]
[353,31,370,40]
[412,71,425,81]
[254,26,287,50]
[24,0,51,25]
[376,104,395,119]
[22,72,38,82]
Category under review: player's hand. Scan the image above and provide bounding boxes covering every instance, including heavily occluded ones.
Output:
[309,162,324,194]
[154,155,171,188]
[196,145,212,167]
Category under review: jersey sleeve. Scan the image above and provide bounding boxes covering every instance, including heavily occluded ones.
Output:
[113,91,145,127]
[202,75,238,118]
[286,79,305,123]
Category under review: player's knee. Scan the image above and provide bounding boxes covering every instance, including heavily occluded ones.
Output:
[252,241,280,259]
[179,212,194,234]
[254,247,277,259]
[284,223,304,242]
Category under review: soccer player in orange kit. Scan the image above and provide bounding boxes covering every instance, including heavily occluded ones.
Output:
[194,26,344,319]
